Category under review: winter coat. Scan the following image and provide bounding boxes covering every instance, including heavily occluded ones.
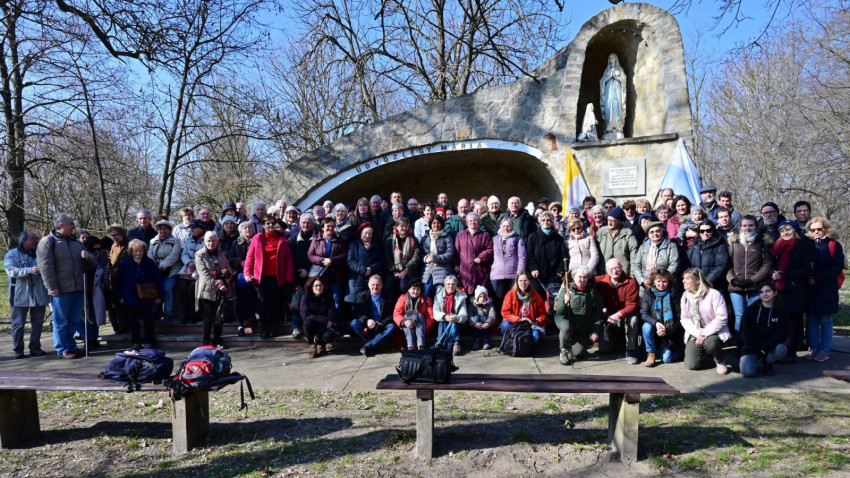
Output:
[554,284,603,334]
[490,234,526,281]
[347,240,384,298]
[679,288,731,343]
[686,237,730,290]
[526,230,568,285]
[36,231,92,294]
[300,291,337,325]
[740,301,788,356]
[594,274,640,319]
[809,234,845,315]
[498,209,537,240]
[180,234,205,276]
[634,238,680,286]
[772,237,815,312]
[384,233,423,282]
[468,293,496,325]
[594,226,638,276]
[290,230,315,286]
[420,231,455,285]
[393,293,435,336]
[666,216,682,243]
[352,291,394,328]
[501,288,547,327]
[244,232,295,287]
[115,256,164,308]
[4,246,49,307]
[336,222,356,244]
[174,222,192,246]
[640,287,684,346]
[677,218,700,245]
[228,236,251,276]
[480,211,502,237]
[195,248,234,304]
[453,229,494,290]
[128,225,156,245]
[218,229,240,257]
[433,288,468,324]
[444,214,465,240]
[726,232,774,293]
[148,234,182,277]
[413,217,430,242]
[307,234,348,285]
[567,231,600,273]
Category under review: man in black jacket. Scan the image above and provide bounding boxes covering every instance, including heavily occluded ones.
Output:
[128,209,156,244]
[350,275,396,356]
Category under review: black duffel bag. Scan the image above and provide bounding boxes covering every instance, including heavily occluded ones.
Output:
[396,347,458,384]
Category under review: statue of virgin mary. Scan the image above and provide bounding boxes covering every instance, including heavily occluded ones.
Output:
[599,53,626,139]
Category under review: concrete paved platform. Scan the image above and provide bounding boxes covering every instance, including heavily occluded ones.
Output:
[0,333,847,394]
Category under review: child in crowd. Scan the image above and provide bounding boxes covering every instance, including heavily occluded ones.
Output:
[468,285,496,350]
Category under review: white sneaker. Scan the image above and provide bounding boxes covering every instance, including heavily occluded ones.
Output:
[291,328,303,339]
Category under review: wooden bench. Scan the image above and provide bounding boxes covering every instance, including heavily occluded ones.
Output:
[824,370,850,384]
[376,373,680,462]
[0,370,225,453]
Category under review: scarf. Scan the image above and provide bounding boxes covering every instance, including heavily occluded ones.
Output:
[516,290,530,319]
[393,233,416,270]
[683,287,707,332]
[739,231,758,247]
[771,238,798,290]
[405,293,421,313]
[443,292,455,316]
[645,241,659,274]
[498,230,516,250]
[651,287,674,327]
[541,227,553,236]
[428,230,441,257]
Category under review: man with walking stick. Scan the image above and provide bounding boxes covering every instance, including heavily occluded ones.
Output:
[36,213,93,359]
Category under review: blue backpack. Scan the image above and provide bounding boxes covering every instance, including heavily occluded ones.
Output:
[99,349,174,392]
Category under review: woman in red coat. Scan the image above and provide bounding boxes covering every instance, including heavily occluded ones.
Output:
[244,215,294,338]
[500,271,547,343]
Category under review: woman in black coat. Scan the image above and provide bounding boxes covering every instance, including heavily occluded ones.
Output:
[686,221,730,290]
[347,222,383,302]
[771,221,814,363]
[804,218,844,362]
[300,276,337,358]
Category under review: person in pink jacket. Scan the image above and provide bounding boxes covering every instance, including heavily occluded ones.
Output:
[244,215,294,338]
[680,267,732,374]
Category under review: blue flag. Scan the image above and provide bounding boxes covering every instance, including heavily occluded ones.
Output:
[659,139,701,205]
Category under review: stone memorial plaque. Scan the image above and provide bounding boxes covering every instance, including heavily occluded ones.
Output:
[602,158,646,196]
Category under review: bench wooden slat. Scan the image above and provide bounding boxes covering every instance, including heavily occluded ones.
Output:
[824,370,850,383]
[0,371,167,392]
[453,373,667,383]
[376,375,679,395]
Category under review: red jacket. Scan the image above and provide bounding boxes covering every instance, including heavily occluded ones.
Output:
[594,274,640,318]
[393,294,435,336]
[244,232,294,286]
[501,289,547,327]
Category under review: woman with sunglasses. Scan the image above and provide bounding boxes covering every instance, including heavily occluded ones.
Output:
[634,221,679,291]
[566,218,600,274]
[686,221,730,291]
[804,217,844,362]
[680,267,732,374]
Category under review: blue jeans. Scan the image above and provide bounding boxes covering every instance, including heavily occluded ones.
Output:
[349,319,397,351]
[161,275,177,316]
[438,321,461,345]
[423,276,443,300]
[642,322,684,363]
[500,320,541,343]
[401,313,426,348]
[470,316,492,341]
[11,306,46,354]
[331,283,344,310]
[730,291,759,333]
[52,291,84,355]
[807,313,833,355]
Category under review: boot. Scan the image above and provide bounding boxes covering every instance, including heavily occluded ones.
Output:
[644,352,656,367]
[317,344,327,356]
[309,344,317,358]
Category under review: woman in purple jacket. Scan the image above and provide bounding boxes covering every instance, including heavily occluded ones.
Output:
[453,212,494,292]
[490,218,526,316]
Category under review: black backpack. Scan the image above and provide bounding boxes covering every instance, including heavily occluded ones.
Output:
[99,349,174,392]
[499,321,534,357]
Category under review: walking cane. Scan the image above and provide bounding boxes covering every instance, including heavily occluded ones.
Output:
[83,270,89,358]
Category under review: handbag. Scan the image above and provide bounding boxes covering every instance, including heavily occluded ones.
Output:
[136,283,158,300]
[308,264,327,278]
[396,347,458,384]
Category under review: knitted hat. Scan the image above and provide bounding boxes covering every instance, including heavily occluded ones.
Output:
[154,219,173,229]
[189,219,205,230]
[487,196,500,206]
[606,206,626,223]
[221,215,237,225]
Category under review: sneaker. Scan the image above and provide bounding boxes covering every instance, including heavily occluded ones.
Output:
[559,348,570,366]
[626,353,639,365]
[472,340,481,351]
[291,328,303,339]
[60,351,79,359]
[13,352,26,360]
[716,362,729,375]
[803,351,815,360]
[813,352,829,362]
[29,349,46,357]
[452,342,462,355]
[482,340,491,350]
[644,352,657,367]
[360,346,367,356]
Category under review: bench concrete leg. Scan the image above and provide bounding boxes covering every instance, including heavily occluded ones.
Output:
[608,393,640,463]
[415,389,434,459]
[171,391,209,454]
[0,390,40,449]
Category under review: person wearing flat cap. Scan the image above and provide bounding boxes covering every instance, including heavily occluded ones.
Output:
[699,185,719,219]
[758,201,787,241]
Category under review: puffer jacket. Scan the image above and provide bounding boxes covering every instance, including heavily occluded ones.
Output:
[420,231,455,285]
[686,237,730,290]
[194,247,234,304]
[490,234,526,280]
[680,288,731,343]
[148,234,182,277]
[726,232,774,293]
[4,246,49,307]
[433,288,468,324]
[634,237,680,286]
[180,233,205,276]
[567,231,600,273]
[595,226,638,276]
[36,231,92,294]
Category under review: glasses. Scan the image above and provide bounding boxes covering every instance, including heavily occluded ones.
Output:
[699,229,712,234]
[623,206,634,211]
[570,226,583,231]
[810,227,824,232]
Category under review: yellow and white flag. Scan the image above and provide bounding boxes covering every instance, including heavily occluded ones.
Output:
[563,148,592,209]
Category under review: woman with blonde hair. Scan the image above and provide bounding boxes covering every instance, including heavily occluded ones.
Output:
[680,267,731,374]
[115,239,162,350]
[805,217,844,361]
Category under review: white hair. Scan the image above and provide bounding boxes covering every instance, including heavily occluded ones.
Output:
[333,203,349,215]
[203,231,219,241]
[238,221,253,234]
[54,213,73,229]
[573,265,591,277]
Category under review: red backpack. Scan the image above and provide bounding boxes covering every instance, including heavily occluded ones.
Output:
[828,240,846,288]
[167,346,254,409]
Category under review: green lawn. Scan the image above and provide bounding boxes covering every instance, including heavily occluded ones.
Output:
[0,268,8,321]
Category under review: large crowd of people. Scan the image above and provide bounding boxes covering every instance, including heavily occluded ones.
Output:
[4,186,844,378]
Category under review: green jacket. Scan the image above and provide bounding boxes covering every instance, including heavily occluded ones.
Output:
[555,284,603,334]
[595,226,638,276]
